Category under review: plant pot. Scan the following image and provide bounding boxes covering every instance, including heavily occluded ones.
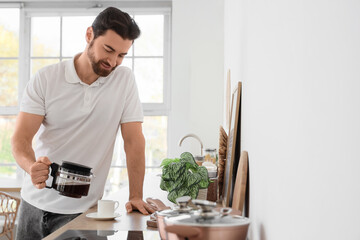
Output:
[197,188,208,200]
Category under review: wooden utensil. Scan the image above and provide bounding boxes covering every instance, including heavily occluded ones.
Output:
[232,151,248,212]
[218,126,228,198]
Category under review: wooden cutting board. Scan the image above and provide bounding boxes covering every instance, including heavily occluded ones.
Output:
[232,151,248,213]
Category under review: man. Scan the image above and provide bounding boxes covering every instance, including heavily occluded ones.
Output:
[11,7,155,239]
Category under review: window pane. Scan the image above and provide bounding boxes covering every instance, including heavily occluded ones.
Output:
[104,167,128,197]
[112,131,126,167]
[31,17,60,57]
[134,15,163,56]
[31,59,60,77]
[103,168,161,198]
[121,58,132,69]
[135,58,163,103]
[0,60,18,106]
[111,116,167,168]
[143,116,167,167]
[127,45,133,57]
[62,16,95,57]
[0,166,16,178]
[0,116,16,178]
[0,8,19,57]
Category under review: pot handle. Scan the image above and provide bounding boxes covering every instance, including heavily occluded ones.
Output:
[146,198,171,211]
[165,225,202,239]
[220,207,232,216]
[45,162,59,189]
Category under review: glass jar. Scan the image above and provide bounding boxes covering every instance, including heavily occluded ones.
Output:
[204,148,217,165]
[195,156,204,166]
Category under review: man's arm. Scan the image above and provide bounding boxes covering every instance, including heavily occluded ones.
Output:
[121,122,154,215]
[11,112,51,189]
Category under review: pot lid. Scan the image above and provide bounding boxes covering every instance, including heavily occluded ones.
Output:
[157,209,191,217]
[157,196,193,217]
[61,161,92,176]
[165,214,250,228]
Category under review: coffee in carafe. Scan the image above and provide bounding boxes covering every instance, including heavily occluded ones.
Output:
[53,183,90,198]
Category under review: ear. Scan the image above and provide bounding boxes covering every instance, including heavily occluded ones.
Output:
[86,27,94,44]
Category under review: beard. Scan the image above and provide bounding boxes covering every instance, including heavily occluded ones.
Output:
[87,41,116,77]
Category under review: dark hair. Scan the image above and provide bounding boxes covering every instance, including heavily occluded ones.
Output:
[91,7,140,41]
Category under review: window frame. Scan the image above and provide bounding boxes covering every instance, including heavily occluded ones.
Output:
[0,1,172,180]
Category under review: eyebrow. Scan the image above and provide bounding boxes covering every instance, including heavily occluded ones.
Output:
[104,44,128,55]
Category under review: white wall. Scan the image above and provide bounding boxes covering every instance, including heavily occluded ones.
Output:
[225,0,360,239]
[169,0,224,157]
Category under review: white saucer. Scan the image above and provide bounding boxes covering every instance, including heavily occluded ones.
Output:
[86,212,121,220]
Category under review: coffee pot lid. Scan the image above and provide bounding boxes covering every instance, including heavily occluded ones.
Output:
[61,161,92,176]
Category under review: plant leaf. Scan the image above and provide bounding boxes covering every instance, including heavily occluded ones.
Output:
[168,187,188,203]
[187,171,200,187]
[197,166,210,188]
[160,178,175,192]
[160,178,167,191]
[162,165,171,181]
[160,158,180,167]
[168,162,186,181]
[186,185,199,200]
[180,152,198,171]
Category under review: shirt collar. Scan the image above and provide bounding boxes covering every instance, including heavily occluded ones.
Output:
[65,54,82,84]
[65,53,107,86]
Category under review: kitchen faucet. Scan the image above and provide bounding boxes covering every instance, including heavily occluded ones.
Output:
[178,134,204,156]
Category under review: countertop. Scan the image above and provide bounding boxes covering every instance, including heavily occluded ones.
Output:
[42,172,172,240]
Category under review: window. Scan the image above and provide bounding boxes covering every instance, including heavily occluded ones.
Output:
[0,3,171,195]
[0,8,19,179]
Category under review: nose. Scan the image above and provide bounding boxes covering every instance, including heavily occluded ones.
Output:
[107,54,117,68]
[107,55,124,67]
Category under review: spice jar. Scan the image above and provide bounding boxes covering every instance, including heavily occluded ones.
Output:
[204,148,217,165]
[195,156,204,166]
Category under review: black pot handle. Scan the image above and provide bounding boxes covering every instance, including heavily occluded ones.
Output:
[45,162,59,189]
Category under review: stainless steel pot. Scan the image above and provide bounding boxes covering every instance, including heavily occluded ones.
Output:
[147,196,193,240]
[164,199,251,240]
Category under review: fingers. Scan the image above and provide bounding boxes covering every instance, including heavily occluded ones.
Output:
[30,156,51,189]
[144,203,156,214]
[32,174,49,185]
[136,204,150,215]
[35,182,46,189]
[125,202,133,213]
[125,200,156,215]
[38,156,51,166]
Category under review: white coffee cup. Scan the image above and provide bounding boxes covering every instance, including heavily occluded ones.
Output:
[97,200,119,217]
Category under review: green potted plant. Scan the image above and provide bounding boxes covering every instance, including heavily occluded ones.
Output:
[160,152,210,203]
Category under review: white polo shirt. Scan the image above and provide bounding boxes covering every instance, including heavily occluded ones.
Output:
[20,55,143,214]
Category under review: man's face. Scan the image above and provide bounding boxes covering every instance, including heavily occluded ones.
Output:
[86,29,133,77]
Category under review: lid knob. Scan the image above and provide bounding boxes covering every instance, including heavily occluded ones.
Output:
[191,199,218,219]
[192,199,216,212]
[175,196,192,213]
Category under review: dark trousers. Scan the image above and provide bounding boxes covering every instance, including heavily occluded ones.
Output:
[16,199,81,240]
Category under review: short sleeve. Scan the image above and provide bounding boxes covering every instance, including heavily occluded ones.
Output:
[20,72,46,116]
[120,71,143,124]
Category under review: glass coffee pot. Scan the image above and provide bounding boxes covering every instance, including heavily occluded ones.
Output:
[46,161,93,198]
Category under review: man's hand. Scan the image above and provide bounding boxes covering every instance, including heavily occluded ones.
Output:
[125,198,155,215]
[30,156,51,189]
